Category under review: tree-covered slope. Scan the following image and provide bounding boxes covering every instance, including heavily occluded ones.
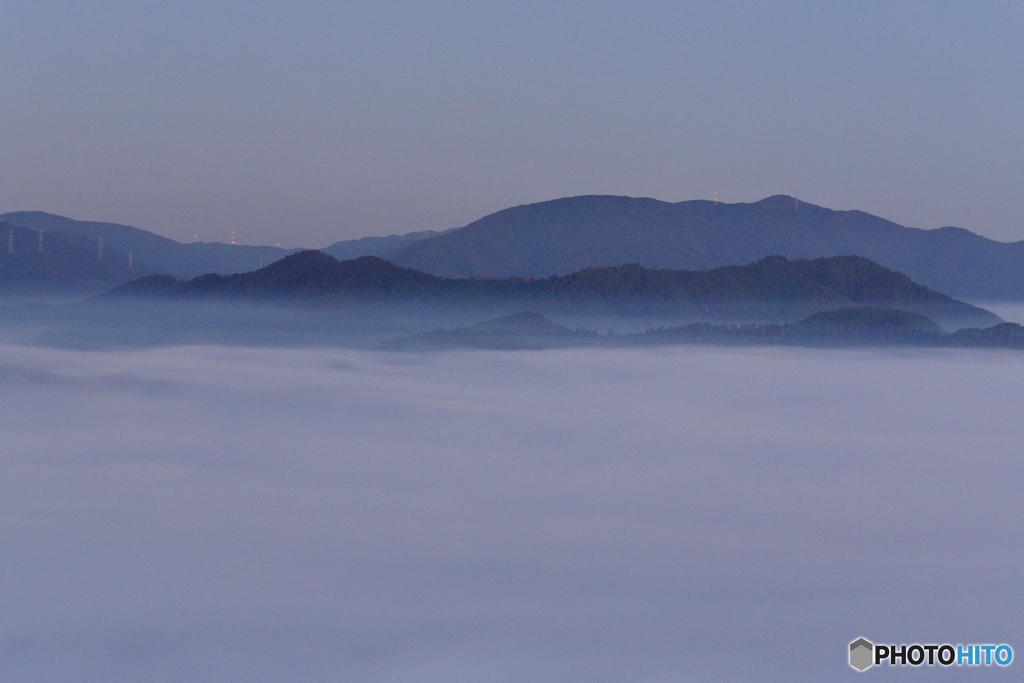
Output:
[0,222,153,300]
[385,195,1024,300]
[109,250,999,329]
[0,212,297,279]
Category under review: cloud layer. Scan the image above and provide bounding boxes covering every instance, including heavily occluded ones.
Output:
[1,345,1021,681]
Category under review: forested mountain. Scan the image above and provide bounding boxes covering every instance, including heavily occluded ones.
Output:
[322,229,447,261]
[0,222,152,301]
[10,193,1024,303]
[387,308,1024,351]
[109,250,999,329]
[384,195,1024,300]
[0,212,297,279]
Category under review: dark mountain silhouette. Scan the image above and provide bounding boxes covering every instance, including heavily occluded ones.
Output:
[322,229,447,261]
[11,194,1024,302]
[388,308,1024,351]
[946,322,1024,348]
[115,250,454,301]
[0,212,298,280]
[641,308,946,347]
[0,222,153,300]
[384,195,1024,300]
[641,307,1024,348]
[109,250,999,329]
[383,311,600,350]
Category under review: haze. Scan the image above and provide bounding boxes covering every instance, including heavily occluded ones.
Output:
[2,344,1021,681]
[2,3,1021,680]
[2,2,1023,246]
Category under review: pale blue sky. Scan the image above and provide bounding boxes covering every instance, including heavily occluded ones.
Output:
[2,1,1021,247]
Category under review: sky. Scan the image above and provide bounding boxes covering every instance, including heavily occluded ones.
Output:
[1,1,1022,248]
[2,344,1022,681]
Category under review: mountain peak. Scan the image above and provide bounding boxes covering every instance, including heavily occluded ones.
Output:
[381,193,1024,298]
[262,249,340,269]
[754,195,825,211]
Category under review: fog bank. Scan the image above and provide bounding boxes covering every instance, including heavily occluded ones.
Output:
[1,345,1021,681]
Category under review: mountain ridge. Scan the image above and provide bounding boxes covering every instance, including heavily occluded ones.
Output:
[9,194,1024,301]
[0,211,299,280]
[0,221,154,302]
[384,194,1024,299]
[108,250,999,330]
[385,308,1024,351]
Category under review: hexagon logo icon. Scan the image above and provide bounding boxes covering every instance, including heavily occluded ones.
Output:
[850,637,874,671]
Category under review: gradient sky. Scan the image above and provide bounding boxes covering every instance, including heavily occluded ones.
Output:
[2,1,1022,247]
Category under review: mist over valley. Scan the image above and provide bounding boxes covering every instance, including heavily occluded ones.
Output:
[5,3,1023,679]
[2,343,1021,681]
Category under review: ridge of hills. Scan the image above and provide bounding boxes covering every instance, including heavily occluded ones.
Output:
[322,229,451,261]
[0,211,298,282]
[109,249,999,330]
[0,210,437,299]
[0,222,154,302]
[8,192,1024,302]
[385,308,1024,351]
[384,194,1024,300]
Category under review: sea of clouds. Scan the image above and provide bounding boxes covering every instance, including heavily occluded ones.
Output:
[1,344,1021,682]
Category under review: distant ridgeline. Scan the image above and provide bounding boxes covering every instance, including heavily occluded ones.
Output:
[381,195,1024,301]
[384,309,1024,351]
[0,222,147,300]
[6,194,1024,301]
[109,250,1000,331]
[0,212,297,299]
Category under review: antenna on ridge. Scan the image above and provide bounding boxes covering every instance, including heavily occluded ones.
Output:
[230,231,237,246]
[193,233,198,243]
[713,189,719,205]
